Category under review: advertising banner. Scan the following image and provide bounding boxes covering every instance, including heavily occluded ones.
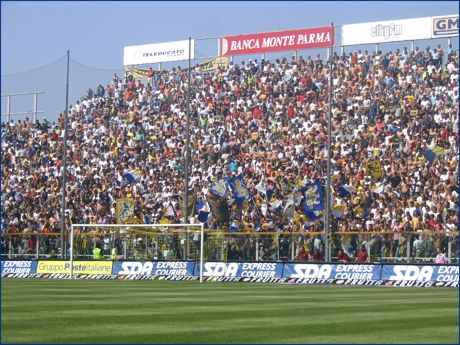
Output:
[341,17,432,45]
[124,57,228,79]
[282,263,382,280]
[219,27,334,56]
[36,261,113,275]
[197,262,283,278]
[198,57,228,72]
[381,265,459,282]
[432,15,459,37]
[1,260,37,274]
[124,39,194,66]
[112,261,195,276]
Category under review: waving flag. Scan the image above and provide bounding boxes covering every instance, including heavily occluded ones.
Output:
[255,179,274,200]
[229,220,240,232]
[283,187,298,219]
[210,178,230,198]
[304,209,320,220]
[255,179,266,196]
[338,185,356,197]
[331,205,345,219]
[283,197,295,219]
[269,199,283,211]
[431,146,445,156]
[196,200,211,223]
[122,169,142,183]
[198,211,210,223]
[423,147,445,164]
[178,192,196,218]
[302,181,325,213]
[365,160,382,179]
[422,149,436,164]
[229,175,250,206]
[207,195,229,224]
[370,184,384,194]
[116,198,142,224]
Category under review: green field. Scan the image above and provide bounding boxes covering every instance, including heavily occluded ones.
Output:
[1,279,458,344]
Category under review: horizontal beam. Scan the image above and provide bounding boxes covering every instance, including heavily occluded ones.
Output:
[1,111,45,117]
[1,92,45,97]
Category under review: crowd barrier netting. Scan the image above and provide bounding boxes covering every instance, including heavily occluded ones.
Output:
[1,230,457,264]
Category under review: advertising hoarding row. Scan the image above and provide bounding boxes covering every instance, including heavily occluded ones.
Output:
[123,14,457,66]
[123,39,194,66]
[219,27,334,57]
[432,15,459,37]
[2,261,458,286]
[341,14,458,46]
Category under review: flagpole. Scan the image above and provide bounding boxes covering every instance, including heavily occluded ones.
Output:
[325,23,334,262]
[61,50,70,259]
[184,36,192,259]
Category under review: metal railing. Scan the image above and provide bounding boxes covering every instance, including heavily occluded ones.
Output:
[1,92,45,123]
[1,229,457,263]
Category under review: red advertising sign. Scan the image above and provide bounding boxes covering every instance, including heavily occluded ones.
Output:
[219,27,334,56]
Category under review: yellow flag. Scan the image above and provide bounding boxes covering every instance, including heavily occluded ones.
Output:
[432,146,445,156]
[365,160,382,179]
[116,198,135,224]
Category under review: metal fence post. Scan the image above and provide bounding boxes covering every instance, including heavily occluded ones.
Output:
[448,234,452,263]
[406,234,410,263]
[7,95,11,123]
[33,93,38,123]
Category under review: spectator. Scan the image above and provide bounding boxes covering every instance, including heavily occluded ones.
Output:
[1,44,458,263]
[295,246,309,261]
[337,249,349,263]
[355,245,369,263]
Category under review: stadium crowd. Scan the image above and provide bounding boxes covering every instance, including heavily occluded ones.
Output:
[1,44,459,261]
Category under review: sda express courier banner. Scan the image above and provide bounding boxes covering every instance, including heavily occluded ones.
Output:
[1,260,37,274]
[381,264,458,282]
[112,261,195,276]
[196,262,284,278]
[219,26,334,57]
[283,263,382,280]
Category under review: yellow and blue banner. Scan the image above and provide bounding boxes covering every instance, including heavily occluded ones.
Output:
[116,198,137,224]
[122,169,142,183]
[229,175,250,206]
[210,178,230,198]
[302,181,325,213]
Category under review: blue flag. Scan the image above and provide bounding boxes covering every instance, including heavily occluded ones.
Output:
[229,221,240,232]
[338,185,355,197]
[229,175,250,206]
[301,181,325,214]
[122,169,142,183]
[422,149,436,164]
[210,178,229,198]
[304,210,320,220]
[198,211,210,223]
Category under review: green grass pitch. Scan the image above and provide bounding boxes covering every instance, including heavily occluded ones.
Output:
[1,279,458,344]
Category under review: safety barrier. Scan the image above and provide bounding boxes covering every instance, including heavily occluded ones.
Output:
[1,260,458,288]
[1,230,457,264]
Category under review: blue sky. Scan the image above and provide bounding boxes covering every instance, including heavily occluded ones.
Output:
[1,1,459,122]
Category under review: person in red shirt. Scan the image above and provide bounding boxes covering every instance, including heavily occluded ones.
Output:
[295,246,309,261]
[337,249,349,263]
[355,245,369,263]
[312,249,324,262]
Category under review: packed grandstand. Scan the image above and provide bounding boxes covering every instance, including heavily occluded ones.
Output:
[1,44,458,262]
